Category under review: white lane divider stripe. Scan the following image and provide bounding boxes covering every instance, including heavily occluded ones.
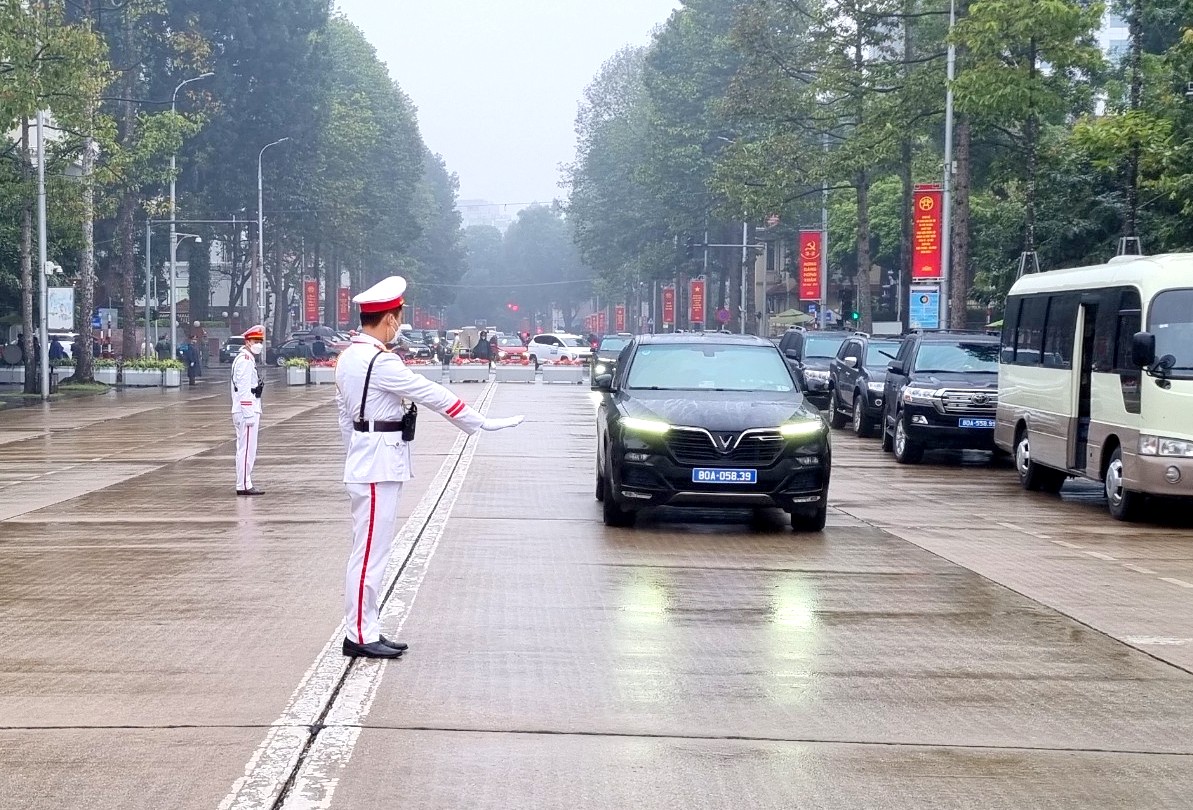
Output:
[1082,550,1117,561]
[1122,564,1157,575]
[219,383,495,810]
[1160,577,1193,590]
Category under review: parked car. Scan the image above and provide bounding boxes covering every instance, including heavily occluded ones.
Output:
[591,334,633,377]
[777,328,852,410]
[593,333,831,531]
[267,338,338,367]
[219,336,246,364]
[493,335,527,361]
[393,334,432,360]
[826,334,903,437]
[880,330,1002,464]
[527,333,593,367]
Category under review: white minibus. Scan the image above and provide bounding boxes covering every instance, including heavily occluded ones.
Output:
[994,254,1193,520]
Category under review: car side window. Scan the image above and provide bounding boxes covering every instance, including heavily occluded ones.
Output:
[844,341,861,362]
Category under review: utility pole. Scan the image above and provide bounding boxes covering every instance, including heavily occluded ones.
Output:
[940,0,957,329]
[740,221,748,334]
[36,110,49,399]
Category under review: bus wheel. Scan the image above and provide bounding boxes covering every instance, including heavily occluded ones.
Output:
[1015,429,1066,493]
[1105,447,1143,522]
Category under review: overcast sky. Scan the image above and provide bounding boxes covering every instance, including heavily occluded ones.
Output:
[335,0,679,208]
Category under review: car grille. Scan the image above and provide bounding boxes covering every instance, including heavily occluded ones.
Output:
[938,389,998,416]
[666,429,786,467]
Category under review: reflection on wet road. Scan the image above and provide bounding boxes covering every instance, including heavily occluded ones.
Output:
[1,379,1191,808]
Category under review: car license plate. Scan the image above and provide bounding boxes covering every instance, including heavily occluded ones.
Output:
[959,418,996,429]
[692,468,757,484]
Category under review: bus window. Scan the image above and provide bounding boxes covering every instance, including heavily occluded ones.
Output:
[1042,294,1078,369]
[1149,289,1193,378]
[1113,289,1142,372]
[1015,296,1047,365]
[1001,297,1021,364]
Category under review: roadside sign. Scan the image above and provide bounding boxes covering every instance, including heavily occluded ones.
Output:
[716,307,730,324]
[909,285,941,330]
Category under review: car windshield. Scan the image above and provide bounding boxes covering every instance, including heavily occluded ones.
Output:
[913,342,1000,373]
[803,334,848,358]
[1150,289,1193,376]
[563,337,587,347]
[627,344,795,392]
[599,337,630,353]
[497,337,522,347]
[866,341,901,368]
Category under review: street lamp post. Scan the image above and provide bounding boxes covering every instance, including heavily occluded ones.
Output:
[940,0,957,329]
[258,137,290,347]
[169,73,213,357]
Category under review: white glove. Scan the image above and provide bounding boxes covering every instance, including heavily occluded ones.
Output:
[482,415,525,431]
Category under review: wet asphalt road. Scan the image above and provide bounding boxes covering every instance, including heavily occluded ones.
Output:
[1,374,1192,809]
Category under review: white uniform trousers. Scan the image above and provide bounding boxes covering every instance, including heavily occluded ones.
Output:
[233,413,260,491]
[345,481,403,644]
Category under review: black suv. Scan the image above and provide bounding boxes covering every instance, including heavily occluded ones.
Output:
[777,328,852,410]
[219,336,245,364]
[880,331,1001,464]
[827,334,902,437]
[593,333,831,531]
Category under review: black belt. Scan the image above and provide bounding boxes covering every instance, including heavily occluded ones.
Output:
[353,420,403,433]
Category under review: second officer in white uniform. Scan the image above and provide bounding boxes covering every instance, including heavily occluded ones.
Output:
[336,276,524,658]
[231,324,266,496]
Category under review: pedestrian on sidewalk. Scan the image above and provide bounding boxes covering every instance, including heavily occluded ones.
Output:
[231,325,266,496]
[335,276,524,659]
[473,329,492,367]
[183,337,201,385]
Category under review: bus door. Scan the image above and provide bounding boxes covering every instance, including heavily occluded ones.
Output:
[1073,297,1099,470]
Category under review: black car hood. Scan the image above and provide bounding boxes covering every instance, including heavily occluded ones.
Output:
[618,389,817,432]
[908,371,998,389]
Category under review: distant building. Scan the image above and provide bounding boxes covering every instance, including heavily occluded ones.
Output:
[1099,13,1130,61]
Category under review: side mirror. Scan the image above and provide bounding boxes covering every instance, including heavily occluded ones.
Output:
[888,360,905,375]
[843,356,858,368]
[593,373,614,392]
[1131,332,1156,368]
[784,348,800,360]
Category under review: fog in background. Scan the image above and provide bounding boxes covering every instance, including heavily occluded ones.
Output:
[336,0,680,208]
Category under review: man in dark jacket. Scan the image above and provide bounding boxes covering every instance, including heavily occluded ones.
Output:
[473,330,492,365]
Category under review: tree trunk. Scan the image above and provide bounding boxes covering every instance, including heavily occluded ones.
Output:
[1124,0,1143,241]
[20,120,36,394]
[77,135,97,382]
[950,116,972,328]
[1023,39,1038,256]
[324,246,338,328]
[899,140,913,331]
[116,192,138,358]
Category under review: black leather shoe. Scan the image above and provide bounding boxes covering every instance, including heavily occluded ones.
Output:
[236,488,265,496]
[342,637,403,659]
[379,635,408,652]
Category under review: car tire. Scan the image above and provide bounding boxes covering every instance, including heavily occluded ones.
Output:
[791,503,827,532]
[1014,428,1066,493]
[595,464,605,502]
[601,468,636,527]
[275,356,286,367]
[851,392,874,438]
[893,413,923,465]
[1104,446,1143,521]
[880,407,894,452]
[827,389,848,429]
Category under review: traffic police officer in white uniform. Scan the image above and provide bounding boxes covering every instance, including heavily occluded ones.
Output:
[336,276,524,658]
[231,324,266,496]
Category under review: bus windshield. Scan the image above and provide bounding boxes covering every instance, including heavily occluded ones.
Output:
[1150,289,1193,379]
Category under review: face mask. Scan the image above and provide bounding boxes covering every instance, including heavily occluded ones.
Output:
[249,343,263,356]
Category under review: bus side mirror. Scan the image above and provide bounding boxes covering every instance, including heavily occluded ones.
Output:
[1131,332,1155,368]
[593,373,615,392]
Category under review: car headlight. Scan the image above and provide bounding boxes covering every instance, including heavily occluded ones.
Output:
[902,386,937,405]
[621,416,671,435]
[803,369,830,383]
[867,381,885,394]
[780,420,826,438]
[498,351,507,359]
[1140,435,1193,457]
[595,363,608,375]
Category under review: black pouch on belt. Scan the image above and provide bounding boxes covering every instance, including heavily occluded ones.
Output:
[400,404,418,442]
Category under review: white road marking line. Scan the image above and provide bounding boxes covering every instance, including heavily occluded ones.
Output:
[998,520,1052,540]
[280,385,497,810]
[1124,637,1193,646]
[219,384,495,810]
[1083,551,1117,561]
[1122,564,1157,575]
[1050,540,1084,550]
[1160,577,1193,590]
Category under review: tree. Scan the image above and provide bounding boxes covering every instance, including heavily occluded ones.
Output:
[503,207,591,332]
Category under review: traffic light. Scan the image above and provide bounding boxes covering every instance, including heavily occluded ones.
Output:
[506,302,519,312]
[850,310,860,322]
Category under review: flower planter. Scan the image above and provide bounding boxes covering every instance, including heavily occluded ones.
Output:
[123,369,161,387]
[448,364,489,383]
[0,366,23,385]
[310,365,336,385]
[408,365,444,382]
[162,369,181,388]
[286,366,309,386]
[494,364,535,383]
[94,367,117,385]
[542,364,586,384]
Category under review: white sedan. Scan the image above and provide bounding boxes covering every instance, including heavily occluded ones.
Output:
[526,333,593,367]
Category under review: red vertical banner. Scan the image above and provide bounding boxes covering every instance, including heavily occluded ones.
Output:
[912,184,943,279]
[304,280,319,325]
[596,310,607,333]
[337,288,351,326]
[614,305,626,332]
[662,286,676,325]
[689,278,706,325]
[798,231,822,302]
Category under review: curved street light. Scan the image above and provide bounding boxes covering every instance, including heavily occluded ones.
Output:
[168,72,214,356]
[258,137,291,348]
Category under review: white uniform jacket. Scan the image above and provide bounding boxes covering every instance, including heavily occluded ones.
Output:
[230,349,262,418]
[336,334,486,484]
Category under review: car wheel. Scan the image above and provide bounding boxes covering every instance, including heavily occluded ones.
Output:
[880,406,894,452]
[1015,428,1066,493]
[827,389,848,429]
[851,392,874,438]
[1104,446,1142,521]
[601,467,636,527]
[791,503,827,532]
[275,356,286,367]
[893,413,923,465]
[595,463,605,502]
